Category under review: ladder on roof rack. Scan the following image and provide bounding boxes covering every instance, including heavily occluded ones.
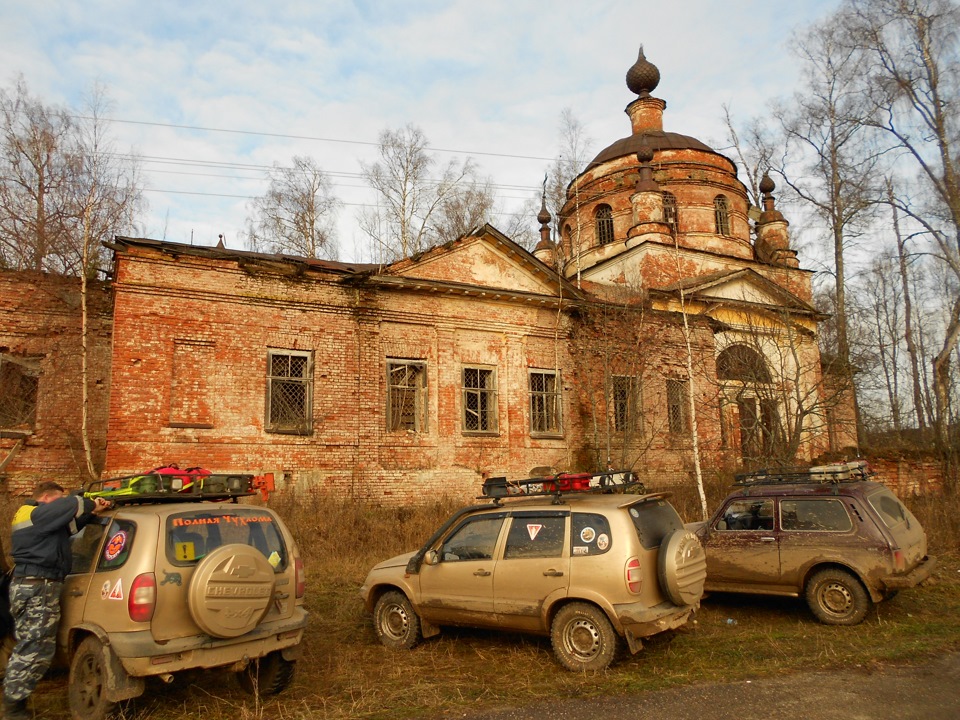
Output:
[735,460,872,486]
[480,470,643,500]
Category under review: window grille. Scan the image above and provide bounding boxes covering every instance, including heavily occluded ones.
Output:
[387,360,426,432]
[662,192,678,234]
[595,205,614,245]
[714,195,731,236]
[666,378,690,434]
[612,375,641,432]
[529,370,562,435]
[462,367,497,433]
[266,349,312,434]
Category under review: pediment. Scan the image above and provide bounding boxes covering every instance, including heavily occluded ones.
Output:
[386,225,571,298]
[668,269,817,314]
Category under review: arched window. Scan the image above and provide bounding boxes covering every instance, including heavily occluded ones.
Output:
[662,192,677,234]
[595,205,614,245]
[714,195,730,236]
[717,345,771,383]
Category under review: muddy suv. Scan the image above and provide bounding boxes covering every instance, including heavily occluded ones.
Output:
[689,462,936,625]
[58,473,307,720]
[360,472,706,671]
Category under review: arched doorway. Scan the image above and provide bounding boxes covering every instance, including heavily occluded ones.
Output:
[717,345,781,465]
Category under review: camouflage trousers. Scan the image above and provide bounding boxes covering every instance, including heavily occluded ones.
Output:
[3,578,62,702]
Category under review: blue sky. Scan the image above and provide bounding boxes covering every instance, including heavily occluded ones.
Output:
[1,0,841,262]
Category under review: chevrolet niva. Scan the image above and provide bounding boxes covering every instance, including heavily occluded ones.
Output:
[360,471,707,671]
[688,461,936,625]
[57,471,306,720]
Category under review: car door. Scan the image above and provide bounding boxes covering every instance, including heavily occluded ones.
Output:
[418,514,506,627]
[493,511,569,632]
[778,497,858,588]
[59,518,109,651]
[702,497,781,592]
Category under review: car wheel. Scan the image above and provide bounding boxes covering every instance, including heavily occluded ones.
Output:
[188,543,276,638]
[805,568,871,625]
[68,636,116,720]
[373,590,422,649]
[550,602,618,672]
[658,528,707,607]
[237,650,296,696]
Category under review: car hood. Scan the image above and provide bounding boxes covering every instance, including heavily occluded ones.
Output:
[371,550,417,572]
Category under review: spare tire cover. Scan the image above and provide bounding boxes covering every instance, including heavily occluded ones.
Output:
[188,543,276,638]
[658,529,707,607]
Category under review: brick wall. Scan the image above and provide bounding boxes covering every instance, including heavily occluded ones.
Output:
[0,270,113,494]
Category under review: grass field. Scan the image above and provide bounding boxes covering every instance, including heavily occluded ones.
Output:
[23,485,960,720]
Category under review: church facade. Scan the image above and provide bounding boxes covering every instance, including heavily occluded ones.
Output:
[0,51,856,500]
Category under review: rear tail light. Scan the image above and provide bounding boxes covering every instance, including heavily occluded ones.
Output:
[129,572,156,622]
[625,557,642,594]
[894,549,905,572]
[295,557,306,598]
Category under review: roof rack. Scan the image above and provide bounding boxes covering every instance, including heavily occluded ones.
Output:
[83,471,275,505]
[480,470,644,501]
[735,460,872,486]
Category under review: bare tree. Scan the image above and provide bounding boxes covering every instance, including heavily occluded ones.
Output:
[359,124,488,262]
[838,0,960,465]
[245,155,340,260]
[430,174,495,245]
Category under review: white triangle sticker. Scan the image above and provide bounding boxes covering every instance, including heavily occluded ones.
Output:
[108,579,124,600]
[527,524,543,540]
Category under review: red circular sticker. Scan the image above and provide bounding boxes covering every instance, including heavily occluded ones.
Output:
[104,531,127,561]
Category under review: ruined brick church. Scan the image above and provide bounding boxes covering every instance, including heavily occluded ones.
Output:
[0,50,857,500]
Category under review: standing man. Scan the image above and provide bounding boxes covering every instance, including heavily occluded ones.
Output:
[3,481,112,720]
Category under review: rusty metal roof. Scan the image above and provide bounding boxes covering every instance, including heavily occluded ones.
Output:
[588,130,717,168]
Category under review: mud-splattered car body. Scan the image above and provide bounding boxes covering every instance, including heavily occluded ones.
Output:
[689,464,935,625]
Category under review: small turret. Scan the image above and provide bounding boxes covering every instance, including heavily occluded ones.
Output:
[754,174,798,268]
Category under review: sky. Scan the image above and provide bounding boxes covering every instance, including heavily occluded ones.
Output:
[0,0,842,263]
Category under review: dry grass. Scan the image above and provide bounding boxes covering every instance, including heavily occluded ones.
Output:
[13,485,960,720]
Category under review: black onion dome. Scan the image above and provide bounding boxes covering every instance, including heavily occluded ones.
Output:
[589,131,714,168]
[626,46,660,96]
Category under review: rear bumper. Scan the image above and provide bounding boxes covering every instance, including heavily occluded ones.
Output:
[882,556,937,591]
[107,608,307,677]
[613,600,697,654]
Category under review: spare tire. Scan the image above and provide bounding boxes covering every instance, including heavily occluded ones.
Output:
[188,543,276,638]
[657,529,707,607]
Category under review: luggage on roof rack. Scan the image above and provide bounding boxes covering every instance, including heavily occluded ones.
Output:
[735,460,872,486]
[480,470,643,499]
[84,469,275,504]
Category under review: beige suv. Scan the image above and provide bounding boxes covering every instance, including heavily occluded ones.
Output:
[360,472,706,671]
[58,474,307,720]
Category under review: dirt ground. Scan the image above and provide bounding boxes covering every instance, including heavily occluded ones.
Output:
[437,651,960,720]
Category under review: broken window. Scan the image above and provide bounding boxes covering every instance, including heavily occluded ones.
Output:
[612,375,641,432]
[662,192,678,234]
[387,360,427,432]
[0,354,40,430]
[529,369,562,435]
[595,204,614,245]
[714,195,731,236]
[666,378,690,434]
[462,366,497,434]
[265,349,312,435]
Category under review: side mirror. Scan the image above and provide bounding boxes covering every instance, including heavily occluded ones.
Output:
[424,550,439,566]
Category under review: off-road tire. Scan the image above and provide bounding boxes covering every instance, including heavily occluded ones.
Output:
[550,602,618,672]
[237,650,296,696]
[373,590,422,650]
[188,543,276,638]
[805,568,871,625]
[658,528,707,607]
[68,636,116,720]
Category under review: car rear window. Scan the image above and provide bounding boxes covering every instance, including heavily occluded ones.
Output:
[571,513,612,556]
[628,498,683,550]
[868,488,913,529]
[781,499,852,532]
[166,509,288,570]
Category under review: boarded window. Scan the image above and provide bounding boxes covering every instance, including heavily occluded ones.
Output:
[0,355,40,430]
[662,192,678,234]
[530,369,562,435]
[169,340,214,428]
[463,366,497,433]
[266,349,312,434]
[666,378,690,434]
[595,205,614,245]
[387,360,427,432]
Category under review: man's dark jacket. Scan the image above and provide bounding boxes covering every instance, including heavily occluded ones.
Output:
[10,495,97,581]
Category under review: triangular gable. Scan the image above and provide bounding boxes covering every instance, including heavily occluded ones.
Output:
[385,225,575,298]
[664,268,818,314]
